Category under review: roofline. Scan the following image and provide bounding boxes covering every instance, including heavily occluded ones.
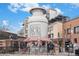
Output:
[0,30,17,35]
[0,30,26,39]
[66,16,79,22]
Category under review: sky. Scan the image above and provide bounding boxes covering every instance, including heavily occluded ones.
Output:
[0,3,79,33]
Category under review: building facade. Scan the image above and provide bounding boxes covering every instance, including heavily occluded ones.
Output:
[48,21,63,42]
[28,8,48,38]
[64,17,79,44]
[22,7,79,45]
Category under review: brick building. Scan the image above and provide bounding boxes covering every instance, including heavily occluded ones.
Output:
[63,17,79,44]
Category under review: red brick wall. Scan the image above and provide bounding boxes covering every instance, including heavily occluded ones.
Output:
[63,17,79,44]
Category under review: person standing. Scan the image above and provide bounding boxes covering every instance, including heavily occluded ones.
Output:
[54,42,59,55]
[47,41,54,55]
[47,42,51,55]
[73,43,79,56]
[49,42,54,55]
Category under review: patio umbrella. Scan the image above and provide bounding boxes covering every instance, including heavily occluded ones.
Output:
[24,36,51,42]
[40,37,50,42]
[23,36,38,42]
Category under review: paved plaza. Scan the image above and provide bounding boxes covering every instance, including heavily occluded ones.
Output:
[0,47,75,56]
[0,52,75,56]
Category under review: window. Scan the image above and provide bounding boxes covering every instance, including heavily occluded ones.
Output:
[74,38,77,43]
[67,28,71,34]
[49,27,53,32]
[74,27,76,34]
[30,24,41,36]
[74,26,79,34]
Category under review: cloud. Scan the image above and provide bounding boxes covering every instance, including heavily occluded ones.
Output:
[8,3,64,15]
[18,22,23,28]
[2,20,9,26]
[42,4,51,9]
[70,3,79,8]
[9,25,19,33]
[8,3,40,13]
[8,3,53,13]
[72,3,79,7]
[9,22,23,33]
[55,8,63,15]
[11,22,24,33]
[20,3,39,12]
[8,3,20,13]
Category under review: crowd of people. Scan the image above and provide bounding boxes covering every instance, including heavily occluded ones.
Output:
[4,39,78,56]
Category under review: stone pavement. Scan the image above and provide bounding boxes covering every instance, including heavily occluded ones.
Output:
[0,52,75,56]
[0,47,76,56]
[54,52,75,56]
